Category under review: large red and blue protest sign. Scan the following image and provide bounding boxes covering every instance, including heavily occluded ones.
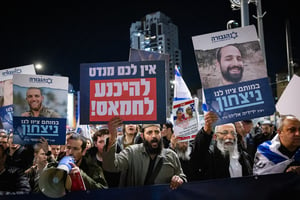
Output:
[80,60,166,124]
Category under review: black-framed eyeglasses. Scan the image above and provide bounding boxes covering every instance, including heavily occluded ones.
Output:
[216,130,236,136]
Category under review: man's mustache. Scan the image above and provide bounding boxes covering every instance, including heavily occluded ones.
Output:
[151,138,159,143]
[228,65,242,70]
[224,139,234,145]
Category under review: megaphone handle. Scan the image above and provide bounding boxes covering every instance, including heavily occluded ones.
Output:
[70,171,86,191]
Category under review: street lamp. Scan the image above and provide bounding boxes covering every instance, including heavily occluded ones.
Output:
[229,0,267,65]
[229,0,250,27]
[35,63,43,71]
[229,0,241,10]
[229,0,254,8]
[227,20,240,29]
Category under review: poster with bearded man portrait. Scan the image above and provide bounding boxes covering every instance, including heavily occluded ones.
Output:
[192,25,275,125]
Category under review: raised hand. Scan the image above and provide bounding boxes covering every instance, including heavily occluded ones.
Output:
[107,116,123,148]
[203,111,218,133]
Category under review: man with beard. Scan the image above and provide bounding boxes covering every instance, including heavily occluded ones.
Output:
[216,44,244,86]
[103,117,186,189]
[21,87,60,118]
[252,120,276,155]
[189,111,253,181]
[169,135,193,181]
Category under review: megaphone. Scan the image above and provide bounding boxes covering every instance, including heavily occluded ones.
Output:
[39,156,76,198]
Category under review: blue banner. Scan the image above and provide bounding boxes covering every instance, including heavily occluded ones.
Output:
[204,78,275,125]
[2,173,299,200]
[13,117,66,145]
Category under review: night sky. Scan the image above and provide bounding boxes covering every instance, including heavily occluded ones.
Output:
[0,1,298,94]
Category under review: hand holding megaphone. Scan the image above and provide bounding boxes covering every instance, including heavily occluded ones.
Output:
[68,162,80,174]
[69,162,86,191]
[39,156,86,198]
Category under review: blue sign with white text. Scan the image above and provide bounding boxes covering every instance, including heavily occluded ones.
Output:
[13,117,66,145]
[204,78,275,125]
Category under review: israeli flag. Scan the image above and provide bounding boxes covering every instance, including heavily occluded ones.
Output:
[173,65,192,101]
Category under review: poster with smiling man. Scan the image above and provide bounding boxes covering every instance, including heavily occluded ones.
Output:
[192,25,275,125]
[13,74,68,145]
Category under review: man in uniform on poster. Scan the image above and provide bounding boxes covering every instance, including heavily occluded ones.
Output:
[21,87,61,118]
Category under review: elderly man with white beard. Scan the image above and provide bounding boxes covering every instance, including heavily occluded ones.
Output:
[169,135,193,181]
[189,111,253,181]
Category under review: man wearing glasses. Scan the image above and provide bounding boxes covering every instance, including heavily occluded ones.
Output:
[253,115,300,175]
[189,111,253,181]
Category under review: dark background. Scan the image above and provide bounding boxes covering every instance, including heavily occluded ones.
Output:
[0,1,298,94]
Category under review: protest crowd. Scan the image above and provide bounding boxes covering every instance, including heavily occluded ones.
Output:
[0,109,299,197]
[0,26,300,199]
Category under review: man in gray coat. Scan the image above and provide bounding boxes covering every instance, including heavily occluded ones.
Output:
[103,117,186,189]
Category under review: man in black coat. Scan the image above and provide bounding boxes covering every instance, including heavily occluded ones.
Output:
[190,112,253,181]
[0,144,31,195]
